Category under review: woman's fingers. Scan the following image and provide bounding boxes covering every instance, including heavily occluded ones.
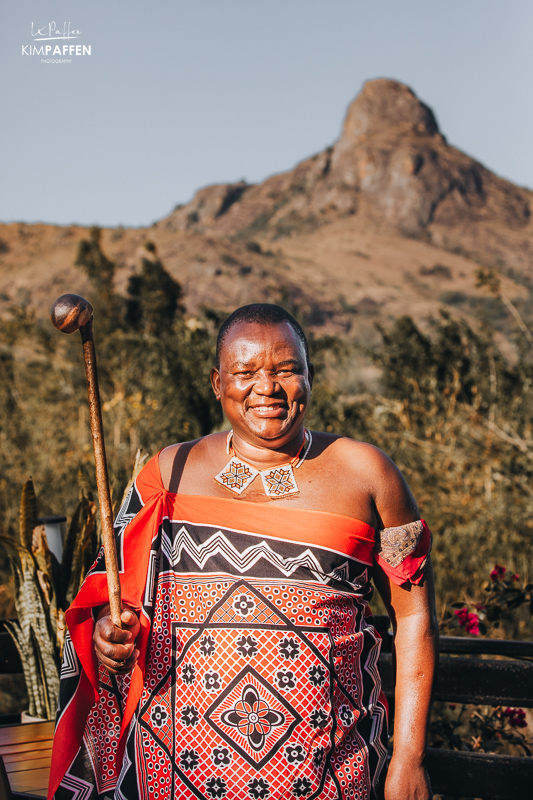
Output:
[97,648,140,675]
[93,607,140,673]
[121,608,140,637]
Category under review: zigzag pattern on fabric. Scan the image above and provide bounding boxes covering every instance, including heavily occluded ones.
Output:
[160,524,362,589]
[60,634,80,680]
[54,772,93,800]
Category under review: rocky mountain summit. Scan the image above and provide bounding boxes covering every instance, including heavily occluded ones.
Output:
[160,79,531,247]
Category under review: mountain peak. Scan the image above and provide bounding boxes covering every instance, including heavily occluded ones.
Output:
[160,79,530,242]
[339,79,440,146]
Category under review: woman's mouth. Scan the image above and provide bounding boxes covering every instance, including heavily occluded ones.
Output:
[248,403,287,418]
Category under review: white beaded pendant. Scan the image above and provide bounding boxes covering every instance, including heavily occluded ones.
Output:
[260,465,299,497]
[214,457,259,495]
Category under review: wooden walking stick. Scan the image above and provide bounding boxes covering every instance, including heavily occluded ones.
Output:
[50,294,122,628]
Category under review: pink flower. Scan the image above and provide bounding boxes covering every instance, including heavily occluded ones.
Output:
[454,607,480,635]
[512,573,520,582]
[504,707,527,728]
[490,564,507,581]
[464,613,480,635]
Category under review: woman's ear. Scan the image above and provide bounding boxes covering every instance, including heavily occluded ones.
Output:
[210,366,221,401]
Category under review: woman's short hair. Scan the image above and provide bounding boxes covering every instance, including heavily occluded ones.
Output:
[215,304,309,367]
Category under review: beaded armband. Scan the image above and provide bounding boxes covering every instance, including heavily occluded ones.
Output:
[375,519,432,585]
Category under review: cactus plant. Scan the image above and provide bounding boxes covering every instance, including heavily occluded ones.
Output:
[0,473,98,719]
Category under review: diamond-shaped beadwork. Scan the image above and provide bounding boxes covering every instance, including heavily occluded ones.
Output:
[215,430,311,498]
[260,466,299,497]
[214,458,259,495]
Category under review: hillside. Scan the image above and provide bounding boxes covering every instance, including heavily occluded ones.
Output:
[1,78,532,347]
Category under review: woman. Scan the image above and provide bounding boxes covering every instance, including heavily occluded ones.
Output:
[49,304,437,800]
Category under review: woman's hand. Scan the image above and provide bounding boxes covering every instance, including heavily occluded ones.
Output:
[384,757,432,800]
[93,605,140,675]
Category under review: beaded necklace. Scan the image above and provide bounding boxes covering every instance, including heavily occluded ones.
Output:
[214,429,312,498]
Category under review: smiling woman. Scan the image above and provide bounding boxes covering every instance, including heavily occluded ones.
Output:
[48,304,437,800]
[209,307,314,502]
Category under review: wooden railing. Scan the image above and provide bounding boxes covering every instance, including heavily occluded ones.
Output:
[374,615,533,800]
[2,618,533,799]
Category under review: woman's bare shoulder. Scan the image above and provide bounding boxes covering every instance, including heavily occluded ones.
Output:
[318,433,419,526]
[158,433,227,490]
[313,431,395,475]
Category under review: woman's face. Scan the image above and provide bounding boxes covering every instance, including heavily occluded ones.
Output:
[211,321,313,449]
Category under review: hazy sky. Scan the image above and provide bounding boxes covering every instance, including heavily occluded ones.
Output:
[1,1,532,228]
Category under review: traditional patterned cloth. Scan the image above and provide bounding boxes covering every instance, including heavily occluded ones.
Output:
[48,456,431,800]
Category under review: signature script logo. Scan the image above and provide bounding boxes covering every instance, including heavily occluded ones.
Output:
[22,21,91,61]
[31,21,81,41]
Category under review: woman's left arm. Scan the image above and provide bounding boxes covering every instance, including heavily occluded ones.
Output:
[366,447,438,799]
[374,560,438,800]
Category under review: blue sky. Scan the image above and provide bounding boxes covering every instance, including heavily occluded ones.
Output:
[1,1,532,227]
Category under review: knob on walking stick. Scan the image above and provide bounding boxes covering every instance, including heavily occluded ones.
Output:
[51,294,122,628]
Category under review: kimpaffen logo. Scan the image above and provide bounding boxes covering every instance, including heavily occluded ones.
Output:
[22,22,92,63]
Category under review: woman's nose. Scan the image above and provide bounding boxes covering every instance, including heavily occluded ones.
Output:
[253,372,279,394]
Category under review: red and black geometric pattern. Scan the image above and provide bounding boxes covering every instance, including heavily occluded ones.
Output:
[50,456,431,800]
[208,670,297,766]
[113,573,387,800]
